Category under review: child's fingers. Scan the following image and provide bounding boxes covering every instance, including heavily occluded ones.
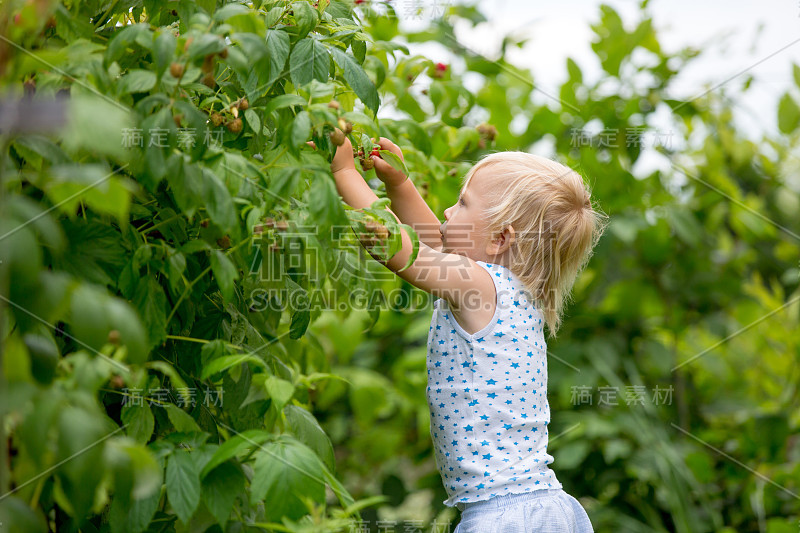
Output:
[340,136,353,150]
[331,136,356,174]
[372,154,406,182]
[376,137,404,161]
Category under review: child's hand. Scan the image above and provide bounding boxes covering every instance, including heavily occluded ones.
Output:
[372,137,408,188]
[330,131,355,175]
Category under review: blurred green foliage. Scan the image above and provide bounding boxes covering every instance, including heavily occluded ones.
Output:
[0,0,798,532]
[311,3,800,532]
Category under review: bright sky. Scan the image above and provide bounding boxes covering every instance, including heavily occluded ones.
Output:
[396,0,800,137]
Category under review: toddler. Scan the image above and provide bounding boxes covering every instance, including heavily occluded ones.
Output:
[330,135,605,532]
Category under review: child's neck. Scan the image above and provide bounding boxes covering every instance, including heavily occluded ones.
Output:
[483,250,514,270]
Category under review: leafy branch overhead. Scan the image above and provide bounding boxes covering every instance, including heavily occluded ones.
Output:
[1,0,396,530]
[2,0,799,532]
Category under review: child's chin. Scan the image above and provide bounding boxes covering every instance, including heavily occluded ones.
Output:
[446,248,470,258]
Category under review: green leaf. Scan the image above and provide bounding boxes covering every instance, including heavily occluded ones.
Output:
[118,69,157,94]
[290,38,329,87]
[213,3,250,21]
[164,404,202,434]
[308,173,347,231]
[230,32,268,62]
[668,206,702,247]
[46,164,132,223]
[12,135,70,168]
[396,223,419,272]
[106,23,152,66]
[289,309,310,339]
[56,406,107,521]
[109,486,160,533]
[200,430,271,478]
[566,57,582,83]
[0,497,48,533]
[146,361,190,399]
[173,100,210,161]
[265,29,291,86]
[7,197,64,256]
[132,277,168,350]
[766,518,798,533]
[270,166,303,199]
[187,33,225,61]
[245,108,261,135]
[121,403,155,444]
[554,440,591,470]
[169,158,205,217]
[265,93,306,116]
[292,1,318,38]
[200,339,227,365]
[777,93,799,134]
[331,47,380,114]
[210,250,239,304]
[249,436,326,521]
[284,405,335,471]
[793,63,800,89]
[60,93,135,163]
[378,149,408,176]
[23,332,59,385]
[265,375,295,411]
[69,283,112,353]
[202,168,237,232]
[200,353,267,380]
[201,461,245,528]
[105,439,161,506]
[107,297,149,364]
[228,13,267,37]
[351,39,366,64]
[53,219,125,287]
[166,450,201,524]
[322,463,357,512]
[360,132,374,153]
[290,110,312,149]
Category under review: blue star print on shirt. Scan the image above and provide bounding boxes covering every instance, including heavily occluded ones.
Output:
[425,261,562,508]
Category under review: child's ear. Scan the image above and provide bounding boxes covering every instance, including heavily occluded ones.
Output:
[485,225,515,257]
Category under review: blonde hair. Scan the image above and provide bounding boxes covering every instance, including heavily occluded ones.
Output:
[462,151,607,337]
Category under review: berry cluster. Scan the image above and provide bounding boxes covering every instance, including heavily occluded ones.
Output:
[326,100,355,150]
[358,220,389,247]
[206,97,249,133]
[354,145,381,170]
[168,38,229,90]
[476,123,498,149]
[324,99,381,171]
[253,218,291,251]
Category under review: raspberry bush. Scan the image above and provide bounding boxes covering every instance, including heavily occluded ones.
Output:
[2,1,799,532]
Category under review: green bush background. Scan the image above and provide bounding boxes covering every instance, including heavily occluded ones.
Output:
[0,0,798,532]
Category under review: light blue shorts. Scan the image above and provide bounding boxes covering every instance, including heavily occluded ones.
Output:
[453,488,594,533]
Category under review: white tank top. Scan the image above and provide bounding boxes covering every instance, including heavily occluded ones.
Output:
[426,260,562,506]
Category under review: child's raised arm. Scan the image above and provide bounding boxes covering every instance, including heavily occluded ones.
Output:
[329,137,495,313]
[371,138,443,251]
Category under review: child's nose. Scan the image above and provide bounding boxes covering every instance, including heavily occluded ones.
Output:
[444,206,452,220]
